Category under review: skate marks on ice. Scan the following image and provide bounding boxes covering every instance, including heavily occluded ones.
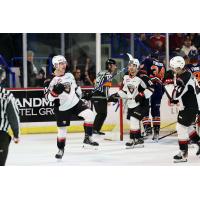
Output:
[6,133,200,166]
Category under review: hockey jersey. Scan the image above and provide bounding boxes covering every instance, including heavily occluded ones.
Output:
[117,72,154,108]
[140,58,165,82]
[46,72,82,111]
[185,63,200,83]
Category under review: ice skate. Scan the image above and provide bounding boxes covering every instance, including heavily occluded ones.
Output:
[152,132,159,142]
[173,150,188,163]
[83,136,99,149]
[143,128,153,139]
[134,138,144,148]
[125,139,135,149]
[152,128,159,142]
[55,149,64,159]
[126,138,144,149]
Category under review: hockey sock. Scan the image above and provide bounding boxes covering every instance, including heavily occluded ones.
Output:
[130,129,142,139]
[153,125,160,134]
[189,130,200,143]
[179,140,188,152]
[84,122,93,136]
[57,138,66,150]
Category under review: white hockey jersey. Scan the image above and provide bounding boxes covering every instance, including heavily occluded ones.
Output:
[47,72,82,111]
[117,74,154,108]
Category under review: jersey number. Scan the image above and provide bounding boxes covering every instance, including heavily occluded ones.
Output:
[151,65,165,79]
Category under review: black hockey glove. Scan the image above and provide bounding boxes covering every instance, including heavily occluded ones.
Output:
[82,92,93,101]
[108,93,119,102]
[135,92,145,103]
[43,78,51,88]
[169,99,179,104]
[51,83,65,96]
[163,70,174,85]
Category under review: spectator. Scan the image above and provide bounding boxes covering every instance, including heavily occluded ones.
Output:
[169,33,185,53]
[84,70,94,86]
[189,33,200,50]
[83,57,95,86]
[20,50,45,87]
[181,36,197,56]
[150,33,165,52]
[74,68,84,86]
[27,50,38,86]
[134,33,151,61]
[35,68,45,87]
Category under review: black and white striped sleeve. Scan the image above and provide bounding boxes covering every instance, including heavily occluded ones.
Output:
[6,93,20,138]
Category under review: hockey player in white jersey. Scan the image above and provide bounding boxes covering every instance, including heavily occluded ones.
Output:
[109,58,154,148]
[44,55,98,159]
[164,56,200,162]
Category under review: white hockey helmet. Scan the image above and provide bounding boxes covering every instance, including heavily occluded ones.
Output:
[170,56,185,69]
[52,55,67,67]
[133,58,140,68]
[128,58,140,68]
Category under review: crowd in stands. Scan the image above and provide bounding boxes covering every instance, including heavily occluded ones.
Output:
[2,33,200,88]
[135,33,200,64]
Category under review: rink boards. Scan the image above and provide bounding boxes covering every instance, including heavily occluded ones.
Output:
[8,87,178,135]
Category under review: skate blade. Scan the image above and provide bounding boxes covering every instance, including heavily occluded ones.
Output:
[82,144,98,150]
[126,146,134,149]
[126,144,144,149]
[173,159,187,163]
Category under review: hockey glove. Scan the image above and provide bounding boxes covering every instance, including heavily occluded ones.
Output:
[169,99,179,104]
[108,93,119,102]
[163,70,174,85]
[51,83,65,97]
[82,92,92,101]
[43,78,51,88]
[135,92,145,103]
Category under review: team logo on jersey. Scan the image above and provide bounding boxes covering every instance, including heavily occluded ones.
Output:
[127,83,136,94]
[63,82,71,94]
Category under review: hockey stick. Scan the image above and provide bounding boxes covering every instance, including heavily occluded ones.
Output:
[158,119,200,140]
[158,130,177,140]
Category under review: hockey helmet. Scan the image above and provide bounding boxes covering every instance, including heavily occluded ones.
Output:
[170,56,185,69]
[133,58,140,68]
[105,58,116,69]
[52,55,67,67]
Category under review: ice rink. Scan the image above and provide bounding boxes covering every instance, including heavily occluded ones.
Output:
[6,132,200,166]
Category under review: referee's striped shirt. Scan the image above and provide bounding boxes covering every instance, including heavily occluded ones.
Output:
[0,87,20,138]
[94,70,112,97]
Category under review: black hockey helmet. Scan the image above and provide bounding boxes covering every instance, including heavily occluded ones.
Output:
[105,58,116,69]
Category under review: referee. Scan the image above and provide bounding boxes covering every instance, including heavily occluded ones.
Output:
[0,66,20,166]
[92,59,117,135]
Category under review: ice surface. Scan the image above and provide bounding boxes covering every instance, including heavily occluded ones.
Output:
[6,133,200,166]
